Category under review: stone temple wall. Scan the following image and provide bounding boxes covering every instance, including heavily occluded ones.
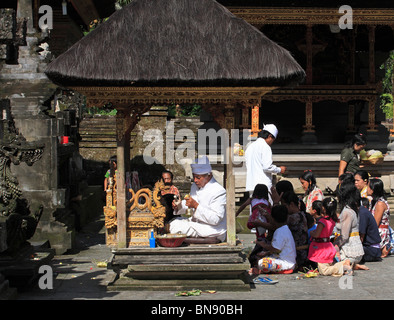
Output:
[0,7,92,254]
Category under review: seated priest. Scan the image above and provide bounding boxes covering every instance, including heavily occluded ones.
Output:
[170,156,227,242]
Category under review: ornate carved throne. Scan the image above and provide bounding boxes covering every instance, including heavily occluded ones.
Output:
[104,175,166,247]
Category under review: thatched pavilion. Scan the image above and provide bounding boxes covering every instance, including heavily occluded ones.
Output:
[46,0,304,290]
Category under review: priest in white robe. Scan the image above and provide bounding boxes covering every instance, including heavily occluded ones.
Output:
[245,124,286,193]
[170,156,227,242]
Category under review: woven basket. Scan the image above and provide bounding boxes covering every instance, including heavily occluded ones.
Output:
[361,157,384,165]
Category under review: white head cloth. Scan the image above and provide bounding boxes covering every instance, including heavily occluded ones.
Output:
[191,155,212,174]
[263,124,278,138]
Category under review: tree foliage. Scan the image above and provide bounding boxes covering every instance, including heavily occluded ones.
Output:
[379,50,394,119]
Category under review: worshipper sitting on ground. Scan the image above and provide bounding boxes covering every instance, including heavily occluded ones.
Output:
[275,180,293,196]
[235,183,271,239]
[307,197,352,276]
[310,200,323,221]
[254,205,296,274]
[272,180,307,212]
[236,184,275,268]
[161,170,180,198]
[354,170,371,201]
[158,170,181,231]
[171,156,227,242]
[335,179,368,272]
[281,191,309,271]
[299,170,323,214]
[359,197,382,263]
[367,178,391,258]
[307,200,323,244]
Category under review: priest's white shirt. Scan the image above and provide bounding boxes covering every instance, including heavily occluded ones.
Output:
[169,177,227,241]
[245,137,281,192]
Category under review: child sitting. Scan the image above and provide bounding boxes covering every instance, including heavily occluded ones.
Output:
[255,205,297,274]
[308,197,351,276]
[307,200,323,243]
[236,184,273,268]
[281,191,309,270]
[236,184,272,239]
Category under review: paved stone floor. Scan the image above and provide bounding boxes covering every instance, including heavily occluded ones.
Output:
[16,215,394,301]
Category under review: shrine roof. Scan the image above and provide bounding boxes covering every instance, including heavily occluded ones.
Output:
[45,0,305,87]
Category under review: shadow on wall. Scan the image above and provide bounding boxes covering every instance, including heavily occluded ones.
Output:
[83,155,166,189]
[130,155,166,188]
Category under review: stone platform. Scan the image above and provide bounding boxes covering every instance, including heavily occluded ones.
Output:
[0,242,55,291]
[107,244,251,292]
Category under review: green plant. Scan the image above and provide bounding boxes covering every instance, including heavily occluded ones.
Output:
[83,103,117,116]
[168,103,202,117]
[379,50,394,119]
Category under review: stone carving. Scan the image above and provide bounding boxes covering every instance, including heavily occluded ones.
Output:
[0,105,44,254]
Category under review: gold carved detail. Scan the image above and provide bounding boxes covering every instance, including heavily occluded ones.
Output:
[229,7,394,26]
[104,176,167,247]
[71,86,277,107]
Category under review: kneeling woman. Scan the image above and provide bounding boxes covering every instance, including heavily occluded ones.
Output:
[367,178,391,258]
[335,181,367,272]
[299,170,323,214]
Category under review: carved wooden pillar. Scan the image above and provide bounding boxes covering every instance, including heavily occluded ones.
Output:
[303,98,314,132]
[367,97,378,132]
[306,24,313,85]
[301,97,317,144]
[250,105,261,138]
[368,26,376,84]
[240,106,249,129]
[350,28,356,84]
[347,103,356,133]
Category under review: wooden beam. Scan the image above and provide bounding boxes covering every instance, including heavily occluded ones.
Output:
[229,7,394,26]
[69,0,100,26]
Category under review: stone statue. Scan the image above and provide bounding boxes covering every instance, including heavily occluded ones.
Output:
[0,108,44,254]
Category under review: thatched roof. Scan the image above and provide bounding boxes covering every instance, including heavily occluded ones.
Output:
[45,0,305,87]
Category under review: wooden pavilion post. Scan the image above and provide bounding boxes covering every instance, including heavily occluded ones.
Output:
[115,109,130,248]
[224,105,236,246]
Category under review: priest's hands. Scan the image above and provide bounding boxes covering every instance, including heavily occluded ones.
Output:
[185,196,199,210]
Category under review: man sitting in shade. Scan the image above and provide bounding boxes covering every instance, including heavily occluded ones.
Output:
[170,156,227,242]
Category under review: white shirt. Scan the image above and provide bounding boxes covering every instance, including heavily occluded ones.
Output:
[176,177,227,240]
[272,225,296,269]
[245,137,281,192]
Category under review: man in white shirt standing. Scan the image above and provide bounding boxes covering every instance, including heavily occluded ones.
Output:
[170,156,227,242]
[245,124,286,198]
